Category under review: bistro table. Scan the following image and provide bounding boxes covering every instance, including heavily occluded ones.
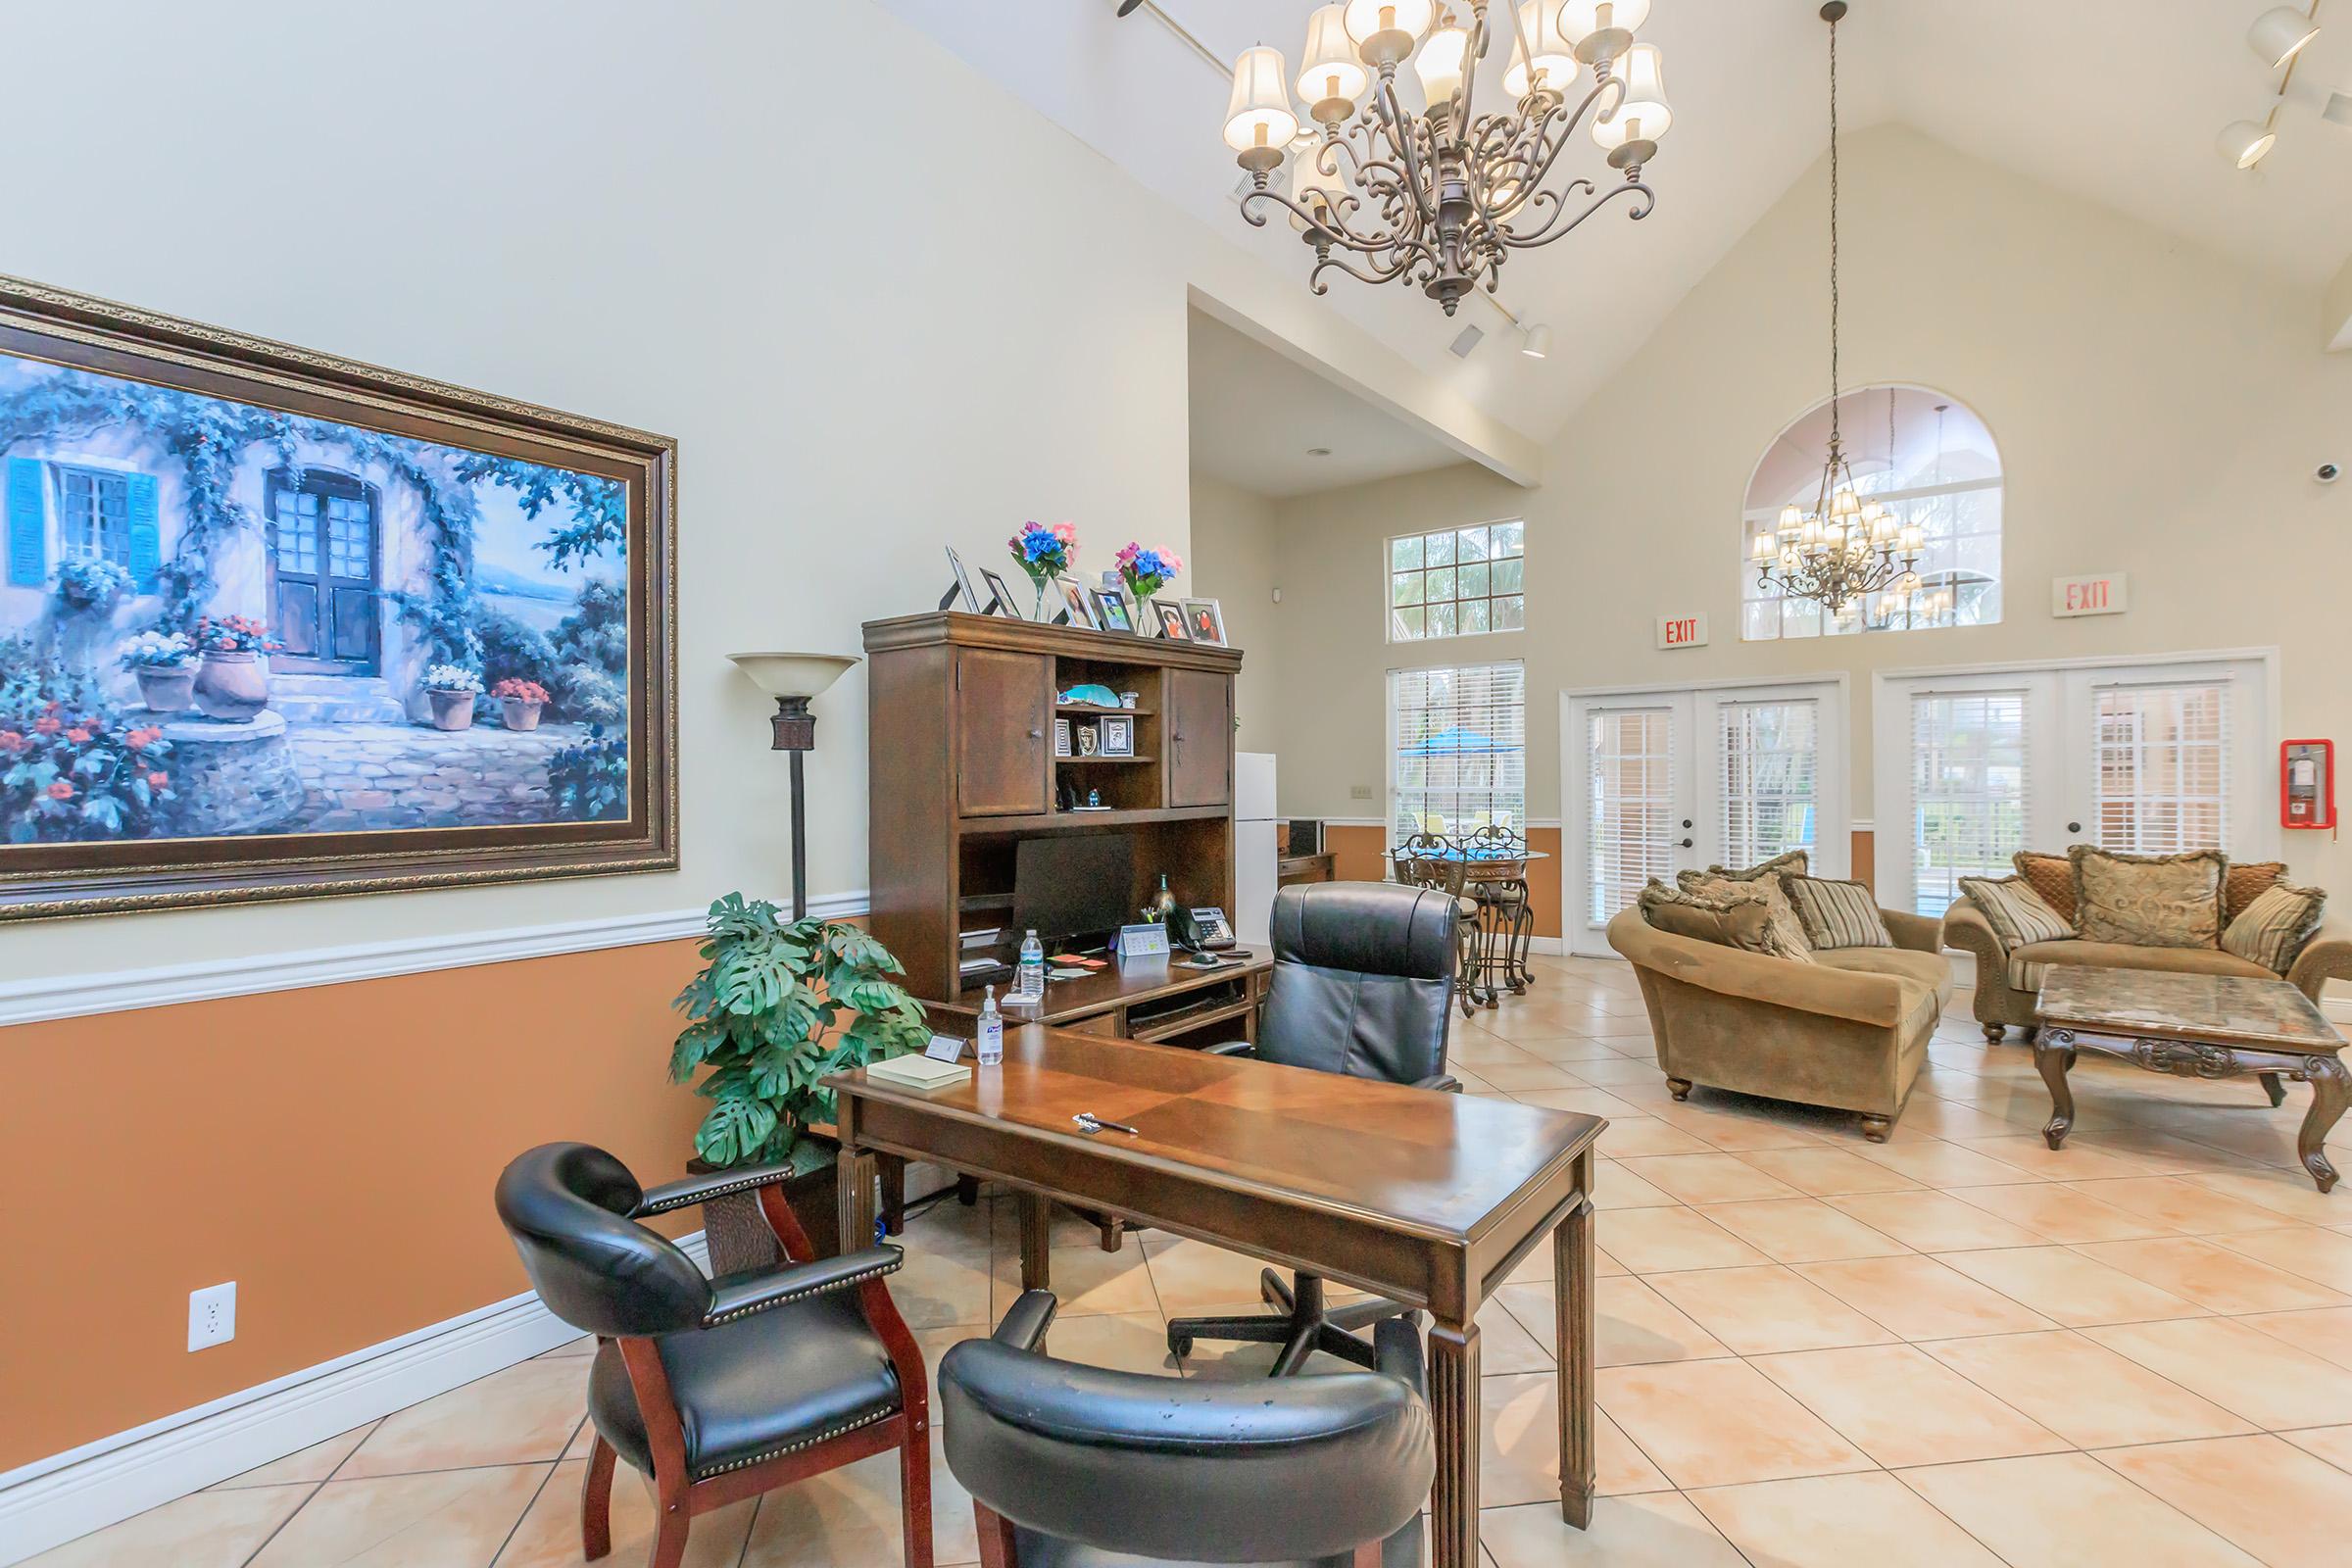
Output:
[2034,965,2349,1192]
[1392,840,1549,1008]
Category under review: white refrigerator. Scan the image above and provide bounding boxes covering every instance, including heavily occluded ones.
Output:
[1234,752,1278,950]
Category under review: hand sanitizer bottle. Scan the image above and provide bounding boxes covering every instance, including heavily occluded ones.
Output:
[1017,928,1046,1002]
[976,986,1004,1067]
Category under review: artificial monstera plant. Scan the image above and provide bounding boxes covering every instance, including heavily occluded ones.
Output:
[669,893,930,1172]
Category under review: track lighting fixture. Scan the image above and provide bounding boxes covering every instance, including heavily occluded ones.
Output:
[2247,5,2322,69]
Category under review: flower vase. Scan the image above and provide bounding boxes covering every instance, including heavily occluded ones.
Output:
[192,651,270,722]
[135,666,197,713]
[1032,580,1049,620]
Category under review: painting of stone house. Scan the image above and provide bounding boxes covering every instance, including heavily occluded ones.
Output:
[0,352,634,846]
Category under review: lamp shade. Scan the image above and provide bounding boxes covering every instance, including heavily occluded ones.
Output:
[2248,5,2321,69]
[1298,5,1370,106]
[726,652,858,700]
[1520,322,1553,359]
[1413,22,1472,108]
[2217,119,2278,168]
[1504,1,1581,96]
[1343,0,1435,45]
[1290,145,1348,232]
[1225,45,1300,153]
[1559,0,1651,43]
[1592,44,1671,148]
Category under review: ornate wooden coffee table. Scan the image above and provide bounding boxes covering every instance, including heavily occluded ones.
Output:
[2034,966,2349,1193]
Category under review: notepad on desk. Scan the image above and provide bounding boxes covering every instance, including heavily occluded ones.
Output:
[866,1054,973,1090]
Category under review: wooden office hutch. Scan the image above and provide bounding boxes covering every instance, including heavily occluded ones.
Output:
[861,611,1244,1014]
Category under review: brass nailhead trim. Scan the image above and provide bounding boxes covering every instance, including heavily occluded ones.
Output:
[693,1403,900,1479]
[703,1258,900,1325]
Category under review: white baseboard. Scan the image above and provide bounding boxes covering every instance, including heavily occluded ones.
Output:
[0,892,869,1028]
[0,1233,707,1564]
[1528,936,1566,956]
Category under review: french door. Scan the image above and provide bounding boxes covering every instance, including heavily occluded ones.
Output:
[1563,679,1849,956]
[1873,654,2275,919]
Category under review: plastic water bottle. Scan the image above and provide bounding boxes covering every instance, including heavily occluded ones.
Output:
[1017,928,1046,1002]
[976,986,1004,1067]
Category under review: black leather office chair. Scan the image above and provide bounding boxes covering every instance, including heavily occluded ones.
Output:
[1165,880,1463,1374]
[495,1144,931,1568]
[946,1291,1435,1568]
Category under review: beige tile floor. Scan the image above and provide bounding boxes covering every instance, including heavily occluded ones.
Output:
[32,954,2352,1567]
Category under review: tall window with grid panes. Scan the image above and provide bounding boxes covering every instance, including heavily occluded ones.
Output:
[1389,520,1523,642]
[1741,387,2001,639]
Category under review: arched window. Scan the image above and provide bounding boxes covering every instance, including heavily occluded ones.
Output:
[1740,385,2002,640]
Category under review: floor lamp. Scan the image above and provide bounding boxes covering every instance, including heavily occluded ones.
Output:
[726,652,858,921]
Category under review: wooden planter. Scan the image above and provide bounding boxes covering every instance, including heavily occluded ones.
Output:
[689,1152,841,1275]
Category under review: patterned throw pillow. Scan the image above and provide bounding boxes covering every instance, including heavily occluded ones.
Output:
[1639,878,1775,954]
[1679,870,1815,962]
[2069,846,2227,949]
[1782,876,1892,950]
[2012,852,2077,923]
[2224,860,2286,924]
[1707,849,1810,883]
[1958,874,2075,950]
[2222,882,2327,974]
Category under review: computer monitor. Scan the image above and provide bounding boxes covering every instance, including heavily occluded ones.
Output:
[1010,833,1135,951]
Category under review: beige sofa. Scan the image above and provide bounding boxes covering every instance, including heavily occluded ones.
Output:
[1607,905,1950,1142]
[1944,898,2352,1042]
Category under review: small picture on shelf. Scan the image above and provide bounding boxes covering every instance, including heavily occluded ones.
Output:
[1057,576,1098,629]
[979,566,1024,619]
[1181,597,1228,646]
[941,545,982,612]
[1076,722,1101,757]
[1093,589,1135,634]
[1152,600,1190,641]
[1098,715,1134,757]
[1054,717,1072,758]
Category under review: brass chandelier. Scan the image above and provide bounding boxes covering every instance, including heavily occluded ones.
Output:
[1751,1,1922,619]
[1220,2,1670,317]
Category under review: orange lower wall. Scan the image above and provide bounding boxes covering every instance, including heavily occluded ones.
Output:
[1324,824,1564,941]
[0,938,708,1473]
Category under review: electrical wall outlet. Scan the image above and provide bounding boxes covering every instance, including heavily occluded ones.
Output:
[1349,784,1375,801]
[188,1282,236,1351]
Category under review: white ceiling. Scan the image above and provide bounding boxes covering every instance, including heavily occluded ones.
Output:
[880,0,2350,456]
[1188,309,1467,497]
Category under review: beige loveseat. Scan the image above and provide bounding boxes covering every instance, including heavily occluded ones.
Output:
[1945,898,2352,1042]
[1607,905,1950,1141]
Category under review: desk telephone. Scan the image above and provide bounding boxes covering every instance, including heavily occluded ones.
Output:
[1167,905,1237,954]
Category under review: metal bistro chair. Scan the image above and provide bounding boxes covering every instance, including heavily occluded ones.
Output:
[1461,824,1537,1002]
[1391,831,1480,1019]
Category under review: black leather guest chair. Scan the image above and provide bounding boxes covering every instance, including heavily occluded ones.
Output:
[495,1143,931,1568]
[1165,881,1464,1374]
[946,1290,1435,1568]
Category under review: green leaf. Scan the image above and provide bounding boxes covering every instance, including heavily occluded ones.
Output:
[667,1018,727,1083]
[712,940,798,1015]
[694,1094,777,1167]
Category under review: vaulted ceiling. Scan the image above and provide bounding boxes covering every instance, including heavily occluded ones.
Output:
[880,0,2350,448]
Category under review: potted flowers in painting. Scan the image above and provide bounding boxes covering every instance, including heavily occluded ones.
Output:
[190,616,281,722]
[668,893,929,1272]
[1007,520,1078,619]
[491,677,549,731]
[118,630,198,713]
[422,664,481,731]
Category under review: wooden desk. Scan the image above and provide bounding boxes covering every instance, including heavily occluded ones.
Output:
[1278,852,1337,886]
[929,950,1273,1047]
[827,1026,1606,1568]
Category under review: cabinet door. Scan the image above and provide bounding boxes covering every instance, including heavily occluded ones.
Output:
[956,648,1051,816]
[1166,668,1233,808]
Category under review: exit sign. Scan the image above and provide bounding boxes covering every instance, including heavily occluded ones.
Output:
[1656,612,1709,650]
[2052,573,2128,617]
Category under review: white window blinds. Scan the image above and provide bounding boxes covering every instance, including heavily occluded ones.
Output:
[1389,662,1526,837]
[1909,690,2029,917]
[2093,681,2230,855]
[1720,699,1820,872]
[1586,708,1675,924]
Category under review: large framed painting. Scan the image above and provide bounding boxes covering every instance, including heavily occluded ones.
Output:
[0,276,676,919]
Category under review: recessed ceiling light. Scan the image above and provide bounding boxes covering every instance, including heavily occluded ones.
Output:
[1306,447,1333,458]
[2217,119,2278,168]
[2247,6,2321,70]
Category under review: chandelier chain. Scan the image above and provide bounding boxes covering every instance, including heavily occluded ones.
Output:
[1827,7,1840,454]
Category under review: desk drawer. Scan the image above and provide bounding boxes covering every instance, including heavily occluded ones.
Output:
[1061,1010,1123,1038]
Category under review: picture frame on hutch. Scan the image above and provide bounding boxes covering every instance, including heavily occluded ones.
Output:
[1056,576,1098,629]
[979,567,1024,620]
[0,275,677,921]
[1092,589,1135,634]
[1151,600,1190,641]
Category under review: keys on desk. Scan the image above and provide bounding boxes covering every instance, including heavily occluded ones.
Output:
[1073,1111,1142,1137]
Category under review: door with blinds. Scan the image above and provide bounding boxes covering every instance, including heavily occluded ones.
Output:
[1563,680,1849,956]
[1874,656,2274,920]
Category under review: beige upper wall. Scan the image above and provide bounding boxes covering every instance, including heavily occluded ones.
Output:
[1263,124,2352,894]
[1187,472,1282,756]
[0,0,1493,980]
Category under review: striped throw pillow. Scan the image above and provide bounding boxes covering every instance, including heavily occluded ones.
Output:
[1782,876,1891,950]
[2222,882,2327,974]
[1958,874,2075,951]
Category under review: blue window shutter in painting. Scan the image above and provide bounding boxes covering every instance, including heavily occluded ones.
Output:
[125,473,161,591]
[6,458,44,587]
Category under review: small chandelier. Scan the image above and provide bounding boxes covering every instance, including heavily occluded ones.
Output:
[1752,1,1923,618]
[1221,2,1669,317]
